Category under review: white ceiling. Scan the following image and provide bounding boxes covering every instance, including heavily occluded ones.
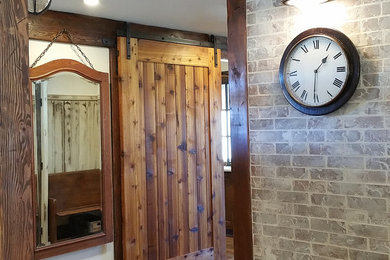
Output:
[50,0,228,36]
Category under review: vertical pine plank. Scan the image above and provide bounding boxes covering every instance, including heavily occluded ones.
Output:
[185,66,199,252]
[166,64,179,257]
[175,65,190,255]
[79,101,88,170]
[63,101,72,172]
[194,67,208,249]
[48,101,64,173]
[203,68,213,247]
[143,62,159,259]
[40,84,49,245]
[137,61,148,259]
[93,100,101,170]
[208,49,226,259]
[118,37,147,260]
[72,101,81,170]
[155,63,169,259]
[86,100,99,170]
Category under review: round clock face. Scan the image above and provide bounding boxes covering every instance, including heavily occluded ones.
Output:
[284,35,349,107]
[279,28,360,115]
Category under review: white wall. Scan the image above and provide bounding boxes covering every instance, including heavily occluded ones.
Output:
[29,40,114,260]
[30,40,110,73]
[46,73,100,96]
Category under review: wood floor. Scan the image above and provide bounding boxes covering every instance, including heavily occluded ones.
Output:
[226,236,234,259]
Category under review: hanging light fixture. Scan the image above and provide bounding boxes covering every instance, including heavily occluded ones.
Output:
[282,0,330,7]
[28,0,52,15]
[84,0,100,7]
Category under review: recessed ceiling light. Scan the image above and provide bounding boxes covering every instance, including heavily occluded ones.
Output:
[84,0,99,7]
[283,0,330,7]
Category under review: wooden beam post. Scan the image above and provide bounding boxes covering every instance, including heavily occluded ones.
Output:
[227,0,254,259]
[0,0,34,259]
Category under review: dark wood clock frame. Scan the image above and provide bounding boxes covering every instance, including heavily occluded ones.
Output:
[279,27,360,115]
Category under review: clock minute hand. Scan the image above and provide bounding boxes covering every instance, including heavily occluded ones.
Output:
[313,71,317,100]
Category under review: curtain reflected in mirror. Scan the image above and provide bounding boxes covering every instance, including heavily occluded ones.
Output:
[33,72,102,247]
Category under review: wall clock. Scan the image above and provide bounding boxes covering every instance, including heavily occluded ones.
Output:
[279,28,360,115]
[28,0,52,15]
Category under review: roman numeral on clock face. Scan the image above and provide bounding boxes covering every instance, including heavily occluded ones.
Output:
[334,52,342,60]
[301,45,309,53]
[314,93,319,103]
[313,39,319,49]
[291,81,300,92]
[289,71,297,76]
[300,90,308,100]
[326,42,332,51]
[333,78,343,88]
[337,66,346,72]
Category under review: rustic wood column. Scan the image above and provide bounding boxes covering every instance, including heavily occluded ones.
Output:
[227,0,253,259]
[0,0,34,259]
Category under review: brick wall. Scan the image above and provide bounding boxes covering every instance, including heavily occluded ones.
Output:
[247,0,390,259]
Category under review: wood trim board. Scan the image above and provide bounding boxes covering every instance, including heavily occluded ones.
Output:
[0,0,34,259]
[227,0,254,259]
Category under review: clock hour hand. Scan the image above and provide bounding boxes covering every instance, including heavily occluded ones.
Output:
[315,55,329,72]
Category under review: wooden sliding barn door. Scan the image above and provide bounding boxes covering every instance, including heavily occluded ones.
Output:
[118,37,225,260]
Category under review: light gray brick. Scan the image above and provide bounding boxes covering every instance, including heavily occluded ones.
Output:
[279,238,311,253]
[310,169,344,181]
[349,250,389,260]
[279,215,309,229]
[295,229,328,243]
[275,118,306,129]
[311,194,346,207]
[347,196,387,212]
[277,191,308,203]
[329,234,367,250]
[328,182,365,196]
[293,156,325,167]
[344,116,384,129]
[276,167,307,179]
[312,244,348,259]
[311,219,346,234]
[327,156,365,169]
[263,225,294,239]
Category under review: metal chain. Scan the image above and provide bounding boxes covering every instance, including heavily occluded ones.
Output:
[30,29,95,70]
[65,30,95,70]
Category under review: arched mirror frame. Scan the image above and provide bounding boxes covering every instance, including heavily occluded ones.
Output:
[30,59,113,259]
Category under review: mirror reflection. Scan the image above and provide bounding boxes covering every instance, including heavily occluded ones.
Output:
[33,72,102,247]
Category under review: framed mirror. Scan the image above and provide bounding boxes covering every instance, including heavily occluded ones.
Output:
[30,59,113,259]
